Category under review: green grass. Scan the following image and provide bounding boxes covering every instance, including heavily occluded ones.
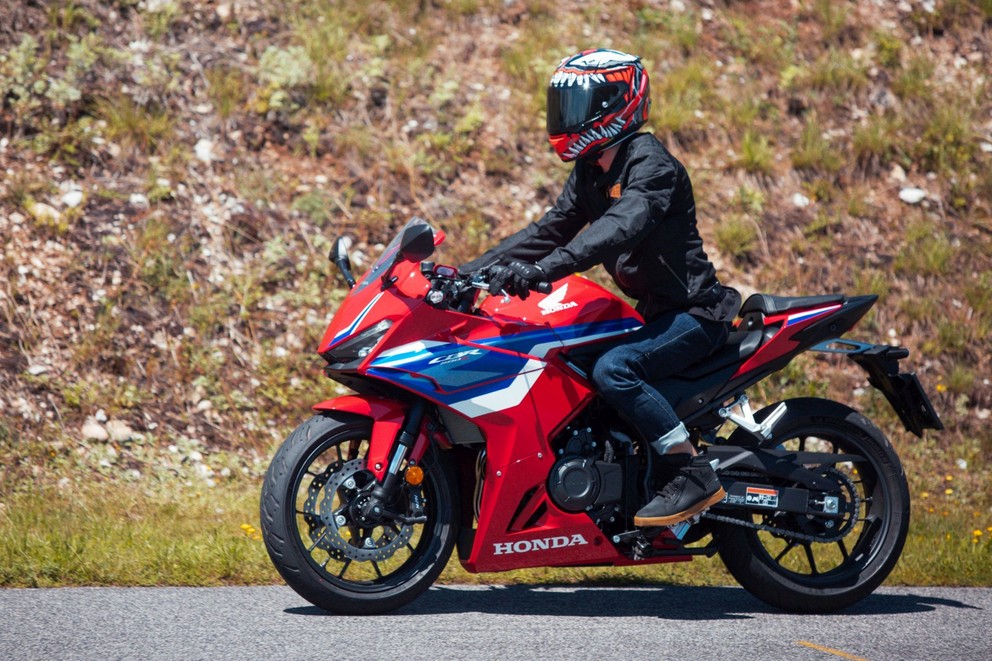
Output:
[791,116,843,175]
[891,511,992,586]
[651,58,716,140]
[714,214,759,263]
[852,114,902,174]
[94,94,175,156]
[2,477,988,588]
[738,130,775,175]
[893,221,956,277]
[0,482,276,587]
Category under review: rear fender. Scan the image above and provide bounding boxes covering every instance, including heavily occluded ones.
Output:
[811,340,944,437]
[312,395,430,480]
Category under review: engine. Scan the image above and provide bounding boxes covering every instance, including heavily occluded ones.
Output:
[546,425,628,524]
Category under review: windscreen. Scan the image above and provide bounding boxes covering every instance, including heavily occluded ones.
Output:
[354,217,434,292]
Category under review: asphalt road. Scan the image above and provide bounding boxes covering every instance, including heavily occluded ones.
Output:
[1,584,989,660]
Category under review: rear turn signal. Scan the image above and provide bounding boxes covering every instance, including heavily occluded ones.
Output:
[405,465,425,486]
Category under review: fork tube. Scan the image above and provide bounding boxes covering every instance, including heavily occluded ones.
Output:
[372,399,426,500]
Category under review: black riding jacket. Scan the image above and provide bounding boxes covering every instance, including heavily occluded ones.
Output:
[463,133,740,322]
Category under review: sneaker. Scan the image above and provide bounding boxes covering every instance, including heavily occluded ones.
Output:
[634,456,726,527]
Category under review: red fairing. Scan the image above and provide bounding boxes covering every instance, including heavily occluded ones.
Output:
[311,395,429,481]
[731,304,843,378]
[316,246,653,570]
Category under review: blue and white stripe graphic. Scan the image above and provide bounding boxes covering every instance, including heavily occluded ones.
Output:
[785,305,841,327]
[368,318,641,418]
[330,291,385,345]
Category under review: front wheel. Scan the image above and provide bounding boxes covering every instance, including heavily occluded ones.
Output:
[714,398,910,613]
[260,413,458,614]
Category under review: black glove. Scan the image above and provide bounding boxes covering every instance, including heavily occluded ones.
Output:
[487,261,545,300]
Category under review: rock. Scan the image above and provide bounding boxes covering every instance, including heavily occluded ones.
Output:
[82,419,109,442]
[95,408,108,423]
[791,193,811,208]
[105,420,135,442]
[898,187,927,204]
[194,138,215,163]
[889,164,907,182]
[129,193,149,208]
[28,202,61,225]
[27,364,49,376]
[61,190,84,208]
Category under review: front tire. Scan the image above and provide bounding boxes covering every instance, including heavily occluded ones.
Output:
[260,413,458,614]
[714,398,910,613]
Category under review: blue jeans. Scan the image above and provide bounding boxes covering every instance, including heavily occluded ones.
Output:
[591,310,730,446]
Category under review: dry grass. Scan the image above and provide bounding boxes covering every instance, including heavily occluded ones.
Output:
[0,0,990,587]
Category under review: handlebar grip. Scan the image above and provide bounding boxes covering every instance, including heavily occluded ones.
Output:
[535,281,552,294]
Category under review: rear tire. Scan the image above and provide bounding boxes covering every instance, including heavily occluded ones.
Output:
[714,398,910,613]
[260,413,458,615]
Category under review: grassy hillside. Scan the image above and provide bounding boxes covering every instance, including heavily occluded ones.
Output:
[1,0,990,585]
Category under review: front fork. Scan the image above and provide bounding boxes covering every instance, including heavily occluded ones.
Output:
[371,399,427,505]
[311,395,434,523]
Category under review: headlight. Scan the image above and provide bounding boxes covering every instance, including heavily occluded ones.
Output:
[320,320,392,366]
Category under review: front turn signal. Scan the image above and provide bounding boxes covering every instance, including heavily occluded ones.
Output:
[404,465,424,486]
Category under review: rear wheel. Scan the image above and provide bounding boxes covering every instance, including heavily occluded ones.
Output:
[714,398,910,612]
[260,413,458,614]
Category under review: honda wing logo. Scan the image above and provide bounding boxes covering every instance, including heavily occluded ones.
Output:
[538,284,578,316]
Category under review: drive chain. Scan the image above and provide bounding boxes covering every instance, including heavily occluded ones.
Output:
[702,468,860,545]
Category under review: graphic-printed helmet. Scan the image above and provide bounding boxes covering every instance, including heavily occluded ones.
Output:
[546,49,650,162]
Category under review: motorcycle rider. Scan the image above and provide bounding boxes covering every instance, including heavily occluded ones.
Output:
[461,49,741,527]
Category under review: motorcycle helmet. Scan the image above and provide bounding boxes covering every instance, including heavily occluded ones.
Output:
[546,49,650,162]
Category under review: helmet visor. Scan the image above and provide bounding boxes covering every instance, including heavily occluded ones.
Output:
[547,82,622,135]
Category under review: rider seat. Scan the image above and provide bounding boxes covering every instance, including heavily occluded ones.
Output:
[739,293,844,331]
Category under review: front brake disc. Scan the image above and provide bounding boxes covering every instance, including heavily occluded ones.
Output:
[311,458,415,562]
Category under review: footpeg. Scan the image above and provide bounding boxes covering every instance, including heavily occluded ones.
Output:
[611,530,653,560]
[667,512,702,540]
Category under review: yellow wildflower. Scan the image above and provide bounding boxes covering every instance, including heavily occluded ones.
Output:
[945,488,954,495]
[920,491,929,499]
[974,529,983,537]
[936,383,947,393]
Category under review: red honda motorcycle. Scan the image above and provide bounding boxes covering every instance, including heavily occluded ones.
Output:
[260,218,942,615]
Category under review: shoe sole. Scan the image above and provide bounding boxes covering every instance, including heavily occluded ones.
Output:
[633,487,727,528]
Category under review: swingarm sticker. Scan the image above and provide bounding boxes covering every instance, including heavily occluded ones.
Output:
[724,486,780,508]
[744,487,780,508]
